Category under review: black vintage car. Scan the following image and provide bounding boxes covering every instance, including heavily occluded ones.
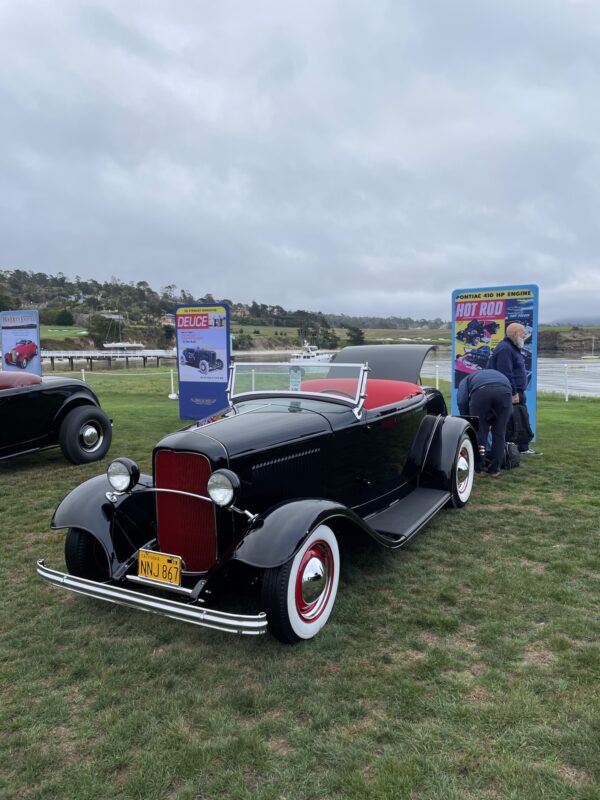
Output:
[180,347,224,373]
[38,346,476,643]
[0,371,112,464]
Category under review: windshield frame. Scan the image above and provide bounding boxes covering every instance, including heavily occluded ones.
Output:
[227,362,369,418]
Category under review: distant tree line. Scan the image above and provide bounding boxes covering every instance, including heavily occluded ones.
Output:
[326,313,449,329]
[0,270,447,343]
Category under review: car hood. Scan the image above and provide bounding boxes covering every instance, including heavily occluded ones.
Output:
[156,407,332,461]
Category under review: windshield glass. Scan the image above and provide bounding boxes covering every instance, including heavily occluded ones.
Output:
[230,362,366,407]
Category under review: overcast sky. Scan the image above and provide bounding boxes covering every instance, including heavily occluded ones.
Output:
[1,1,599,321]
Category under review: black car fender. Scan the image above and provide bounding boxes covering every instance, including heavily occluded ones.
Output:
[50,390,102,435]
[232,498,376,569]
[420,416,477,491]
[51,473,153,574]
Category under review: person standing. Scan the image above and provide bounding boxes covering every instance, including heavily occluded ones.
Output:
[487,322,542,455]
[457,368,513,477]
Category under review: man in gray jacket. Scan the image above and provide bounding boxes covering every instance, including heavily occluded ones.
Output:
[457,368,513,477]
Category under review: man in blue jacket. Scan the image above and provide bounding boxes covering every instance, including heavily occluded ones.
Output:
[457,368,513,477]
[487,322,542,455]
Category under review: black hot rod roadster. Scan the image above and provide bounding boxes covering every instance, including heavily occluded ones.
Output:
[38,345,476,643]
[0,371,112,464]
[180,347,224,373]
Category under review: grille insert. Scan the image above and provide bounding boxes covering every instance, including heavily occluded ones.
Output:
[154,450,217,573]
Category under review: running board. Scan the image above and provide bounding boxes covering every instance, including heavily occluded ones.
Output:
[365,488,451,545]
[36,560,267,636]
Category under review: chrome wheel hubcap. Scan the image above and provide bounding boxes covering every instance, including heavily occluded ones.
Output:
[295,542,334,622]
[301,556,326,605]
[80,424,102,451]
[456,449,470,493]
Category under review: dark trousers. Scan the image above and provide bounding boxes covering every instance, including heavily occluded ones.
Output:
[513,390,533,451]
[469,385,513,473]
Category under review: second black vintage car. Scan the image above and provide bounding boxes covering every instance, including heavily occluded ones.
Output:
[0,371,112,464]
[180,347,224,373]
[38,346,476,643]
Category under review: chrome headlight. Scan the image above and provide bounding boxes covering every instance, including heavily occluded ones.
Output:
[207,469,240,507]
[107,458,140,493]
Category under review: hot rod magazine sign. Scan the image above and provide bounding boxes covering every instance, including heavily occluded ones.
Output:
[175,304,230,420]
[451,284,539,438]
[1,309,41,375]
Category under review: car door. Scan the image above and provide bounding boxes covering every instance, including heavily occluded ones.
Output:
[323,399,425,514]
[0,385,54,456]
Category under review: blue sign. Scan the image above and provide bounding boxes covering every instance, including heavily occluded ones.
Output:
[451,284,539,439]
[1,309,41,375]
[175,304,230,420]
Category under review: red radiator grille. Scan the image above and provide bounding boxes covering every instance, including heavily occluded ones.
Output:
[154,450,217,573]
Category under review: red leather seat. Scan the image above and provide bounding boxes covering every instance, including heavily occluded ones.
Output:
[301,378,422,409]
[0,371,43,390]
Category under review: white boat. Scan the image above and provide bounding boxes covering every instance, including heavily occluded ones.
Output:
[103,342,145,351]
[290,341,333,364]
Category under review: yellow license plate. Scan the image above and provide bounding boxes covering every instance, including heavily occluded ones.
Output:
[137,549,182,586]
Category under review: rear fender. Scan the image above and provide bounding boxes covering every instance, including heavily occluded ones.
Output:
[51,473,153,574]
[51,393,100,436]
[421,416,477,491]
[233,499,375,569]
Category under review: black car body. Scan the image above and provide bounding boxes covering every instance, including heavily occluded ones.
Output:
[180,347,223,374]
[0,371,112,463]
[38,346,476,643]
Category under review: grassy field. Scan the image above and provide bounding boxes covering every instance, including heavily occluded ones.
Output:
[40,325,88,339]
[1,370,599,800]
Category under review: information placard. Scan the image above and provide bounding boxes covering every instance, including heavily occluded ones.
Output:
[175,304,230,420]
[0,309,41,375]
[451,284,539,438]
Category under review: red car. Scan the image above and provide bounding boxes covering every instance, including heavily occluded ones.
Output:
[4,339,38,369]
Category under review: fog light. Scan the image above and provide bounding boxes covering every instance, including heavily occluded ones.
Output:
[207,470,240,507]
[107,458,140,493]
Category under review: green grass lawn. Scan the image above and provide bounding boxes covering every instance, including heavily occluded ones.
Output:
[40,325,88,339]
[1,371,599,800]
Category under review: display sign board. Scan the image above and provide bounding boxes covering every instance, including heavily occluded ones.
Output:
[175,304,230,420]
[451,284,539,438]
[0,309,42,375]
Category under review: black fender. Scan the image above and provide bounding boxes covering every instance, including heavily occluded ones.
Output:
[51,472,153,575]
[421,416,477,491]
[233,498,377,569]
[51,391,101,436]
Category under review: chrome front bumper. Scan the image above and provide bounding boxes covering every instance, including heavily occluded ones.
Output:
[36,560,268,636]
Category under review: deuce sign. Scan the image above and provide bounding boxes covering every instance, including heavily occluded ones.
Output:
[177,314,209,329]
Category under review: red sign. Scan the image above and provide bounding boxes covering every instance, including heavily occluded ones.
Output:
[177,314,209,330]
[454,300,505,321]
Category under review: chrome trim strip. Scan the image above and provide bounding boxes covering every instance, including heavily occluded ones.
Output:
[125,574,194,596]
[36,561,268,635]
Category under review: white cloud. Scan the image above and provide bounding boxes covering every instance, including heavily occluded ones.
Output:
[1,0,599,321]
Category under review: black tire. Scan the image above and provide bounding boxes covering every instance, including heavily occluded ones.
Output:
[180,355,186,365]
[59,406,112,464]
[19,358,27,369]
[215,359,224,370]
[261,525,340,644]
[198,360,209,375]
[449,433,475,508]
[65,527,109,580]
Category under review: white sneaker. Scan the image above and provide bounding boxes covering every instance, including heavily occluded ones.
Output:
[521,449,543,456]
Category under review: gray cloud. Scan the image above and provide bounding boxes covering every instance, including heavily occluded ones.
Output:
[1,0,600,321]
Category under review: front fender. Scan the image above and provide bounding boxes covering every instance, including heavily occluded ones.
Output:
[233,498,375,569]
[421,416,477,490]
[52,473,153,572]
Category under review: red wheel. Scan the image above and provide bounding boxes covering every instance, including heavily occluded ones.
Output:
[262,525,340,643]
